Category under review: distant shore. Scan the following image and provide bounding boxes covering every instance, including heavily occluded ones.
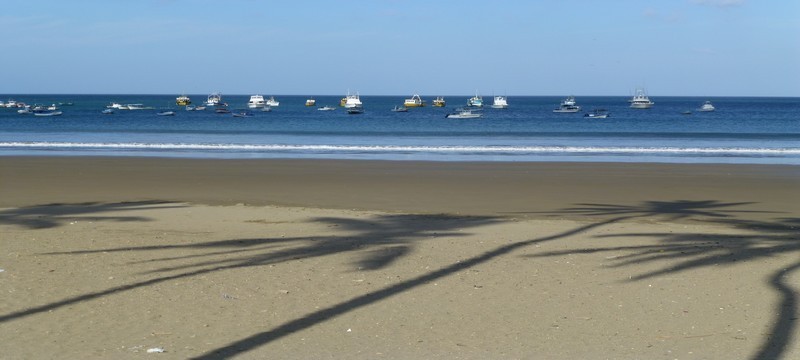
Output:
[2,156,799,359]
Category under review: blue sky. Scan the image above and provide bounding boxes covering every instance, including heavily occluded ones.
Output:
[2,0,798,96]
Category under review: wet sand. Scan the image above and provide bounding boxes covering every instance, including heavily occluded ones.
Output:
[1,157,798,359]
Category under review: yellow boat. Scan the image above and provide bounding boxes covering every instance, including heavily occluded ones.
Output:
[432,96,446,107]
[339,97,347,107]
[176,95,191,106]
[305,98,316,106]
[403,93,426,107]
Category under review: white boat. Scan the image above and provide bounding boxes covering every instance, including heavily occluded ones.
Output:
[403,94,425,107]
[305,98,316,106]
[126,104,147,110]
[629,88,654,109]
[491,95,508,109]
[107,102,125,109]
[33,111,62,117]
[553,96,581,113]
[392,105,409,112]
[317,106,336,111]
[102,109,114,114]
[5,99,18,108]
[698,101,715,112]
[446,108,483,119]
[17,107,33,114]
[467,92,483,107]
[584,109,609,119]
[265,96,280,107]
[205,93,222,106]
[157,111,175,116]
[248,95,266,108]
[194,106,206,111]
[343,92,362,108]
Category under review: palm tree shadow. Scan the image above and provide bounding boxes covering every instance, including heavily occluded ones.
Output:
[0,201,182,229]
[0,213,500,325]
[527,207,799,360]
[191,199,770,359]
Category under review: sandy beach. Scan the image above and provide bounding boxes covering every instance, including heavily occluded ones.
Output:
[1,157,799,359]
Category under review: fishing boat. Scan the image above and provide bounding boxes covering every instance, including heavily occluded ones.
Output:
[33,111,62,117]
[553,96,581,113]
[446,108,483,119]
[232,111,254,117]
[317,106,336,111]
[248,95,266,108]
[343,92,362,108]
[467,92,483,107]
[432,96,446,107]
[629,88,654,109]
[157,111,175,116]
[305,98,316,106]
[176,95,191,106]
[491,96,509,109]
[265,96,280,107]
[584,109,609,119]
[698,101,715,112]
[107,102,125,109]
[403,94,425,107]
[347,106,364,114]
[205,93,222,106]
[392,105,409,112]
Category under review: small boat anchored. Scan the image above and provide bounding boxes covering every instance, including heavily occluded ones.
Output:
[432,96,446,107]
[156,111,175,116]
[698,101,715,112]
[392,105,409,112]
[584,109,609,119]
[403,93,426,107]
[317,106,336,111]
[248,95,266,109]
[467,92,483,107]
[446,108,483,119]
[553,96,581,113]
[265,96,280,107]
[176,95,191,106]
[629,88,654,109]
[205,92,222,107]
[305,98,316,107]
[491,95,509,109]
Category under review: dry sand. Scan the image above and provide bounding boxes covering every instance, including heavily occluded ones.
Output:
[1,157,799,359]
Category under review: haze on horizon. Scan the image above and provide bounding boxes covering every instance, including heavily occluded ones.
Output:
[1,0,798,97]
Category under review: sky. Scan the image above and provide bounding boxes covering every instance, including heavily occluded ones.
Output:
[1,0,798,96]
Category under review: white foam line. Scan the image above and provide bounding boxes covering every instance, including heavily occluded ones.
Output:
[1,142,799,155]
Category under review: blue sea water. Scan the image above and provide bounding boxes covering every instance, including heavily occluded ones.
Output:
[1,94,798,164]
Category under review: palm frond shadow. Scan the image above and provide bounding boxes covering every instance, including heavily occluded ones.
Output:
[0,213,500,324]
[0,201,181,229]
[526,202,799,360]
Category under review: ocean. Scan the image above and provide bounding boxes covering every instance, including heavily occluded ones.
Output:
[1,94,798,164]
